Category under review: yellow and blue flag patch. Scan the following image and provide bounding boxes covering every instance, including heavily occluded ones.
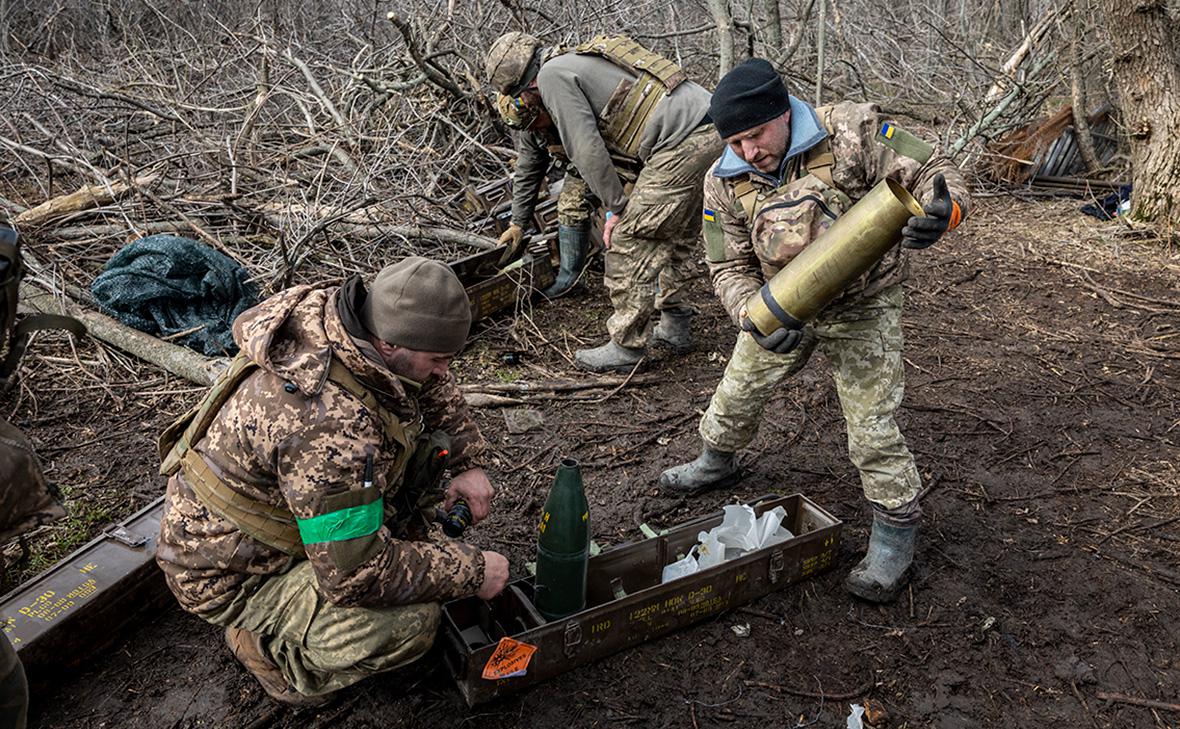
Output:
[702,208,716,223]
[880,122,896,139]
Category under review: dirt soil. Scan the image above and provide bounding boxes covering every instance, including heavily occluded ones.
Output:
[12,196,1180,729]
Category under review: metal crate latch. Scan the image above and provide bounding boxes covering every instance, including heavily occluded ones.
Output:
[563,620,582,658]
[768,549,785,584]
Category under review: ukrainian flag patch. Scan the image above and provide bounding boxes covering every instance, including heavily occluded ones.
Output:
[702,208,716,222]
[880,122,895,139]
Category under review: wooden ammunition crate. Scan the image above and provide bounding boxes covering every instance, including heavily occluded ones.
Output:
[450,243,556,322]
[441,493,841,706]
[0,497,169,687]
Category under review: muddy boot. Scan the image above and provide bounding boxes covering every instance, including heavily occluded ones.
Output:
[574,340,645,373]
[651,308,694,354]
[542,225,590,298]
[845,508,919,603]
[225,627,329,708]
[659,445,739,494]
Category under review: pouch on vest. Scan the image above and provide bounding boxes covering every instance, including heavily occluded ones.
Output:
[575,35,688,160]
[158,350,422,555]
[0,416,66,544]
[387,430,452,539]
[0,228,85,392]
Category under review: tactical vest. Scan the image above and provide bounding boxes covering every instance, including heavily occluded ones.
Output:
[0,228,85,391]
[158,351,420,556]
[731,105,842,222]
[574,35,688,161]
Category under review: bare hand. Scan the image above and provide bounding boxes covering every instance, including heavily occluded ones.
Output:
[602,212,618,250]
[446,468,494,523]
[477,550,510,599]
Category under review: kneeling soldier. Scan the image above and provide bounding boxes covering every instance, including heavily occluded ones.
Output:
[156,258,509,705]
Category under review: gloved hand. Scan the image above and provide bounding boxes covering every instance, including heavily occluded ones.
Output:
[902,173,958,249]
[741,316,802,354]
[497,223,526,266]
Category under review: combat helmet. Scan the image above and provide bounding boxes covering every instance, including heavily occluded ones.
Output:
[485,31,543,95]
[496,92,539,130]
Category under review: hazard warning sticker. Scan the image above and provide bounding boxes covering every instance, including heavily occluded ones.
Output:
[481,636,539,680]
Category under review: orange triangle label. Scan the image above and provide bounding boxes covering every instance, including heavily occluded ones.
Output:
[481,636,539,680]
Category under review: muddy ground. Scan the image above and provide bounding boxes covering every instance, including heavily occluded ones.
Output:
[8,195,1180,728]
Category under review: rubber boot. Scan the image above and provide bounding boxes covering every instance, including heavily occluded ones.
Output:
[845,510,919,603]
[542,225,590,299]
[574,340,645,373]
[651,308,694,354]
[658,445,739,494]
[225,627,329,708]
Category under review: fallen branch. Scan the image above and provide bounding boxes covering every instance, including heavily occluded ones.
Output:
[20,284,227,387]
[1095,692,1180,713]
[15,175,155,229]
[461,374,659,394]
[464,393,526,408]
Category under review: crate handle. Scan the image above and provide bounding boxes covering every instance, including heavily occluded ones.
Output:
[563,620,582,658]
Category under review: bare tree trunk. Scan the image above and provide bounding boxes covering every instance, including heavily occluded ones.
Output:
[814,0,826,105]
[764,0,783,51]
[1066,0,1101,172]
[1100,0,1180,230]
[707,0,736,79]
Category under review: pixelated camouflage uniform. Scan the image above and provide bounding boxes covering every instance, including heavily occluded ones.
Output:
[699,98,970,510]
[156,283,488,697]
[532,50,723,348]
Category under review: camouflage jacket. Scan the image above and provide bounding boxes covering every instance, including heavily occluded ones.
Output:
[703,97,971,324]
[156,284,488,616]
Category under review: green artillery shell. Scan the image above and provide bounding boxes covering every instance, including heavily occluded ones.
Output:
[534,458,590,620]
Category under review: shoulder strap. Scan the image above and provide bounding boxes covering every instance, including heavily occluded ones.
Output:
[733,179,760,222]
[158,351,258,475]
[803,105,836,188]
[0,228,86,392]
[574,35,687,91]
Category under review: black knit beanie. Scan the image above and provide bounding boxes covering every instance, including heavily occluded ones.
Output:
[709,58,791,138]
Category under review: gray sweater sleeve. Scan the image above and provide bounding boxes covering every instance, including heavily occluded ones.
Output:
[510,132,551,229]
[537,64,628,214]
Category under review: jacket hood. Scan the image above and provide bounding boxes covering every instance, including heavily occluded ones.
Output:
[713,95,828,182]
[232,284,406,399]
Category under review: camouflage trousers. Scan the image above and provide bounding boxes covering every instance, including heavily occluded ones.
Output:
[0,633,27,729]
[206,560,439,698]
[556,174,598,228]
[605,124,724,349]
[699,285,921,509]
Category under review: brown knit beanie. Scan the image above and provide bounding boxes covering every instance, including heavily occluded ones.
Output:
[360,257,472,353]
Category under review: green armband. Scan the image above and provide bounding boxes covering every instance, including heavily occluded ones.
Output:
[877,122,933,164]
[297,493,383,544]
[702,208,726,262]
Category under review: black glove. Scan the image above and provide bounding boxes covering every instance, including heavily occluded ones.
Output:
[902,173,955,249]
[741,316,802,354]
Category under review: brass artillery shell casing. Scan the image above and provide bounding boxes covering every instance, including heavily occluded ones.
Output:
[745,178,924,336]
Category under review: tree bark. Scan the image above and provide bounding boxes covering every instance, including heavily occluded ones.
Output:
[1100,0,1180,230]
[20,286,227,387]
[763,0,783,52]
[706,0,736,80]
[1066,0,1102,173]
